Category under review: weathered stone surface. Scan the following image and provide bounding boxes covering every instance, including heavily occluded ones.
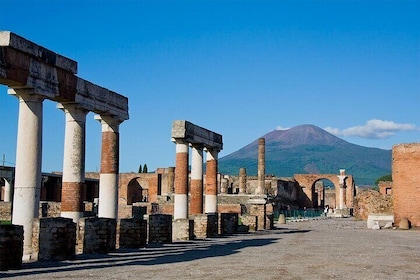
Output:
[33,217,76,261]
[118,218,147,248]
[171,120,222,150]
[0,224,23,271]
[149,214,172,243]
[77,218,116,254]
[353,189,393,221]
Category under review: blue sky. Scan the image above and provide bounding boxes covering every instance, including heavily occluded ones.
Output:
[0,0,419,173]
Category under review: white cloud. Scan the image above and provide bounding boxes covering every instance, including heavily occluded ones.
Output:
[325,119,417,139]
[275,126,290,130]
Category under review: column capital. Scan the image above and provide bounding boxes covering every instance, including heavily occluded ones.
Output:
[57,103,89,121]
[95,115,123,132]
[8,88,46,101]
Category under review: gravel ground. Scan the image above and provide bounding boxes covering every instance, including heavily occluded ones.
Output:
[1,218,419,280]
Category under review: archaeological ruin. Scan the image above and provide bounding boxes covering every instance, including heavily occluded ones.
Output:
[1,31,419,271]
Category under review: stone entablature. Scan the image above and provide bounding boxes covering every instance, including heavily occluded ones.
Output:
[0,31,128,120]
[171,120,223,150]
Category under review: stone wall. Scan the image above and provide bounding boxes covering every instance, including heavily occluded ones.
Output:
[149,214,172,243]
[392,143,420,227]
[353,189,393,221]
[0,202,11,221]
[32,217,76,261]
[0,224,23,271]
[77,218,117,254]
[378,181,393,196]
[117,218,147,249]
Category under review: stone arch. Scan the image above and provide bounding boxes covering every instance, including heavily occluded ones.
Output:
[126,177,149,205]
[294,173,355,209]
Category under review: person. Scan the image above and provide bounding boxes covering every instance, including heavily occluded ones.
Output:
[324,205,329,216]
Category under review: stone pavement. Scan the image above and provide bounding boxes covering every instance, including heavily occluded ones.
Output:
[1,218,419,279]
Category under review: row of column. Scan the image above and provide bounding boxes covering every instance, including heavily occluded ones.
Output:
[9,89,123,257]
[173,140,219,220]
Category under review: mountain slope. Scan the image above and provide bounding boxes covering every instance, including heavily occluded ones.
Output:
[219,124,392,185]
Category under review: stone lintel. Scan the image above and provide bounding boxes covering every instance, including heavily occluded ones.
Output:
[0,31,77,74]
[75,78,129,121]
[171,120,223,150]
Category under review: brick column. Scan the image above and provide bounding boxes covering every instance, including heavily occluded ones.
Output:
[95,115,121,219]
[9,88,44,258]
[59,104,88,222]
[256,138,265,194]
[174,140,189,220]
[205,148,219,214]
[190,144,203,214]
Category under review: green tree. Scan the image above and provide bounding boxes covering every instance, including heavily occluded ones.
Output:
[143,164,148,173]
[138,164,142,173]
[375,174,392,185]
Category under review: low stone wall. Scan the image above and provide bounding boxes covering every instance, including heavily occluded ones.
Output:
[32,217,76,261]
[0,224,23,271]
[190,214,218,239]
[77,218,117,254]
[118,218,147,248]
[149,214,172,243]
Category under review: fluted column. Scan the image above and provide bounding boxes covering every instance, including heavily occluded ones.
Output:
[95,115,121,219]
[205,148,219,214]
[190,144,204,214]
[256,138,265,195]
[59,104,88,222]
[173,140,189,220]
[9,88,44,258]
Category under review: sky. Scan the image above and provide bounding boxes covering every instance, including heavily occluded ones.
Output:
[0,0,419,174]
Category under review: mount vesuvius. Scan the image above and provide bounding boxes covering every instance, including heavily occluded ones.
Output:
[218,124,392,186]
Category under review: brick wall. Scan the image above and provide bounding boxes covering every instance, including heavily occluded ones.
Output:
[392,143,420,227]
[0,202,11,221]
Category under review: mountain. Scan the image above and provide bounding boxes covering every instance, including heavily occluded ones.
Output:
[218,124,392,186]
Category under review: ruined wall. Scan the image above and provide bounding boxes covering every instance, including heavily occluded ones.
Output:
[392,143,420,227]
[378,181,393,196]
[0,202,11,221]
[353,189,393,220]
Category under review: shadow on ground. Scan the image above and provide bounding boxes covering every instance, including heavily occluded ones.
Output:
[1,228,311,278]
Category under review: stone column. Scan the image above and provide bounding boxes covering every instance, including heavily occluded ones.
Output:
[173,140,189,220]
[59,104,88,222]
[256,138,265,195]
[337,169,347,209]
[3,179,13,202]
[190,144,203,214]
[205,148,219,214]
[95,115,121,219]
[239,168,247,194]
[9,88,44,258]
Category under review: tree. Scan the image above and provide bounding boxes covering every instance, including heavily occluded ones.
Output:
[138,164,142,173]
[143,164,148,173]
